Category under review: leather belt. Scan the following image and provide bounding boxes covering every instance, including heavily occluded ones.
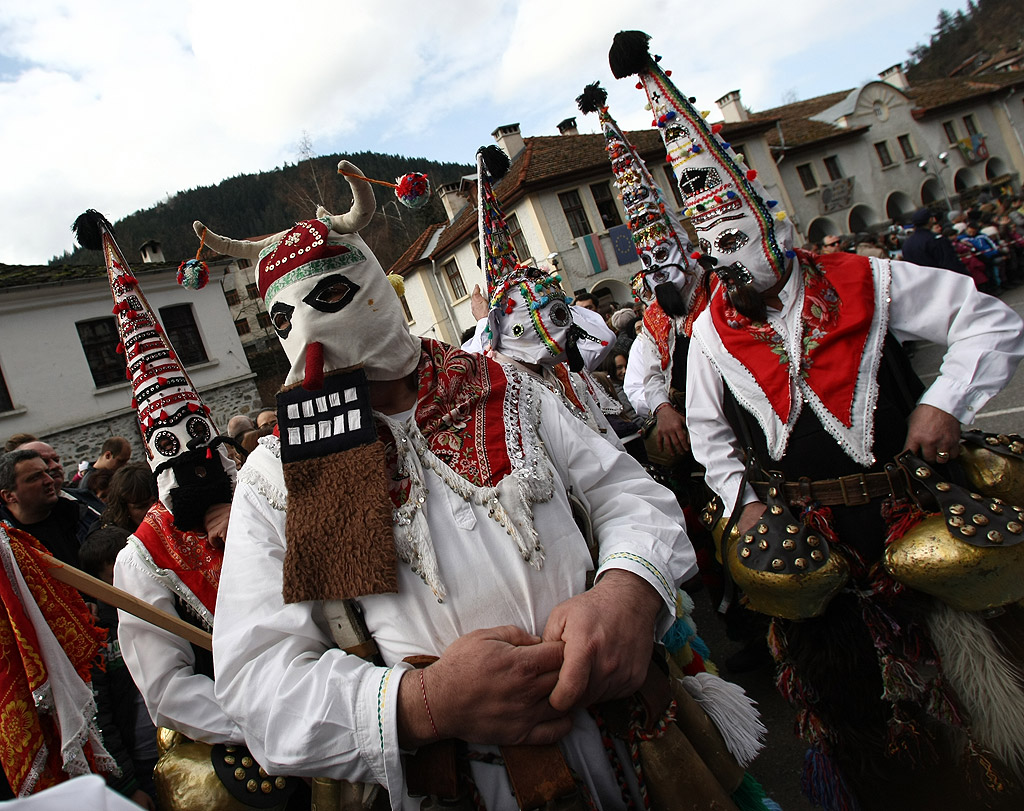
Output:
[751,465,908,507]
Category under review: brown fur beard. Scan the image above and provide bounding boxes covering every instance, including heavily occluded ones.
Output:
[281,442,397,603]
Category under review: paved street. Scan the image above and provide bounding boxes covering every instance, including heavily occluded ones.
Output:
[689,282,1024,809]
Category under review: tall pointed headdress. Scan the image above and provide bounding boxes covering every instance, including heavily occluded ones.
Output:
[577,82,704,329]
[72,211,233,530]
[610,31,796,318]
[475,146,589,369]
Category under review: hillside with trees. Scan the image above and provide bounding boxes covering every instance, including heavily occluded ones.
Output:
[905,0,1024,81]
[55,151,472,271]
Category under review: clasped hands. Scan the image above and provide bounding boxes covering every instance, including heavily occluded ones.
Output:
[397,570,662,749]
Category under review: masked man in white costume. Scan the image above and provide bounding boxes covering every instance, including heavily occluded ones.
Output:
[198,161,773,809]
[575,81,709,464]
[613,29,1024,811]
[72,211,302,810]
[463,145,625,451]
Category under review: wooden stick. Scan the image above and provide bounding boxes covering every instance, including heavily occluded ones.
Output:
[336,168,398,189]
[39,552,213,651]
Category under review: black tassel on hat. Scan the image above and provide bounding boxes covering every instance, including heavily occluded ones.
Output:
[576,82,608,114]
[609,30,653,79]
[479,144,510,183]
[72,209,114,251]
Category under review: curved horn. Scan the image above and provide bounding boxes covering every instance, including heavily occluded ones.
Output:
[329,160,375,234]
[193,220,283,261]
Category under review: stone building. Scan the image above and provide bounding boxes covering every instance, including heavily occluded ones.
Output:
[0,254,259,469]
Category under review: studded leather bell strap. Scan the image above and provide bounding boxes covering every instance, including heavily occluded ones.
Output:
[211,743,297,808]
[897,450,1024,548]
[736,471,831,574]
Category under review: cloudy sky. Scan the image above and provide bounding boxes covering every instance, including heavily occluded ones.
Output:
[0,0,962,265]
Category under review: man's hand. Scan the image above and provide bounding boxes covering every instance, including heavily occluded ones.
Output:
[542,570,662,712]
[655,405,690,456]
[904,403,962,464]
[203,503,232,549]
[397,626,570,749]
[470,284,489,321]
[735,501,767,535]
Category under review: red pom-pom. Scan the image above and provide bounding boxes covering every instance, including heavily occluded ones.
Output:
[747,170,758,180]
[130,398,137,409]
[636,82,643,90]
[115,342,124,355]
[665,70,672,77]
[690,251,702,259]
[711,123,723,134]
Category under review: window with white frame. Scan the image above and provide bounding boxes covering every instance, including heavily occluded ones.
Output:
[558,190,592,239]
[506,212,532,261]
[443,259,467,300]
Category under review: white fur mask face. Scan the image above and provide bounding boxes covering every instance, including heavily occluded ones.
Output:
[259,223,420,386]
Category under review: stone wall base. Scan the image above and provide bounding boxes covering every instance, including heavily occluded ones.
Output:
[42,377,261,471]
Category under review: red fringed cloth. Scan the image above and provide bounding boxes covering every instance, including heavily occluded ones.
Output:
[0,527,110,796]
[379,339,516,509]
[133,501,221,618]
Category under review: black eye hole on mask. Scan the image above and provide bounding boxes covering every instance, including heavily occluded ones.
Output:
[548,300,572,328]
[511,323,526,337]
[715,229,750,254]
[679,167,722,197]
[302,274,360,313]
[270,302,295,339]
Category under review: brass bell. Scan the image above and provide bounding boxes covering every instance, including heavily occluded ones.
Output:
[885,514,1024,611]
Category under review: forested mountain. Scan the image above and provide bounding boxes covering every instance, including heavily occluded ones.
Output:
[55,151,472,271]
[906,0,1024,81]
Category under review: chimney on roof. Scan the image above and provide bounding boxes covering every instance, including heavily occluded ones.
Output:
[557,117,578,136]
[139,239,165,263]
[437,182,465,223]
[492,123,525,158]
[715,90,748,123]
[879,64,909,91]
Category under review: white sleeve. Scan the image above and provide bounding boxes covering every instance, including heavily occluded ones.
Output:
[211,483,408,792]
[885,259,1024,423]
[114,544,243,744]
[685,336,758,513]
[460,317,489,354]
[537,387,696,636]
[639,333,672,415]
[571,306,615,371]
[623,337,652,417]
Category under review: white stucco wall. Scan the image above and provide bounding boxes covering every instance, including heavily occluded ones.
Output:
[0,265,254,445]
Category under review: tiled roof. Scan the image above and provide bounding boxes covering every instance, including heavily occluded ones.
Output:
[389,222,445,276]
[745,70,1024,152]
[0,261,181,291]
[388,119,775,275]
[906,72,1024,116]
[751,90,855,150]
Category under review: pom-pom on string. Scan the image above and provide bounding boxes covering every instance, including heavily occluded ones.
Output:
[337,167,432,210]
